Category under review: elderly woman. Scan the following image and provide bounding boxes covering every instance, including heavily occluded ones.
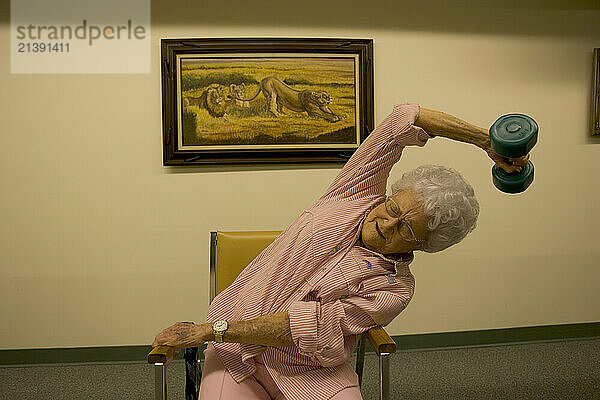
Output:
[153,104,529,400]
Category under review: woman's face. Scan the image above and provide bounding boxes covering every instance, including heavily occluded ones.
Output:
[360,189,430,255]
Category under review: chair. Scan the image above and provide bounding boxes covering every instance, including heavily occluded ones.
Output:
[148,230,397,400]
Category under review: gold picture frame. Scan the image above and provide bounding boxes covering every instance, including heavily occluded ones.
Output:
[592,48,600,136]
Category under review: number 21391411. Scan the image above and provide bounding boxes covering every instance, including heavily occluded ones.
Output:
[18,42,70,53]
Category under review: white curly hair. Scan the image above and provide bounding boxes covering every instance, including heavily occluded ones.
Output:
[391,165,480,253]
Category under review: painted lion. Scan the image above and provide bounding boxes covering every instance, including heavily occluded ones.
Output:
[184,84,231,117]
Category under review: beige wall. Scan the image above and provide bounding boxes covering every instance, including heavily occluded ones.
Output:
[1,1,599,349]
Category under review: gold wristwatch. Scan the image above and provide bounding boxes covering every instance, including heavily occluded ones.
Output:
[212,320,228,343]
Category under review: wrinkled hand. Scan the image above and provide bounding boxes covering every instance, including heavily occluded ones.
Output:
[480,137,530,173]
[486,149,530,174]
[152,322,210,349]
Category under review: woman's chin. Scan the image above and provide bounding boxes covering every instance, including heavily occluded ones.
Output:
[365,238,385,253]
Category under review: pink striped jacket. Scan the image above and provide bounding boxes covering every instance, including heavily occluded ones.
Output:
[206,103,432,400]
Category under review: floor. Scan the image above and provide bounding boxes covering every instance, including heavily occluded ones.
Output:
[0,338,598,399]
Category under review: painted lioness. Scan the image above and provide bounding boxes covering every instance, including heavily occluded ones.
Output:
[234,76,341,122]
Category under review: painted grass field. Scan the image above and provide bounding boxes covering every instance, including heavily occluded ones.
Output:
[179,58,357,146]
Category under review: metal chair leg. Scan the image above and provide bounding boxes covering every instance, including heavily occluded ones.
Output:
[154,363,167,400]
[379,352,390,400]
[355,334,367,386]
[185,347,201,400]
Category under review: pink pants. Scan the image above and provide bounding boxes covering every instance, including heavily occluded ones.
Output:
[198,344,363,400]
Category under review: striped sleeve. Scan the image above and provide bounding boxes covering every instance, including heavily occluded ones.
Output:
[288,274,414,367]
[289,300,346,367]
[319,103,432,202]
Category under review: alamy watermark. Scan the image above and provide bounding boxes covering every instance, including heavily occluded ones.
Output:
[11,0,150,74]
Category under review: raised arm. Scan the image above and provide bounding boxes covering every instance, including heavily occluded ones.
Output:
[415,108,488,147]
[415,108,529,173]
[319,103,430,201]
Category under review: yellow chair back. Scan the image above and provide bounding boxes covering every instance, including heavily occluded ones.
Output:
[211,230,281,300]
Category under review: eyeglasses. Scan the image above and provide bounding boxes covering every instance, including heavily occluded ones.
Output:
[384,197,427,243]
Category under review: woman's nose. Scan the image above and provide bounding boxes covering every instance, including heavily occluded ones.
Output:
[381,216,400,229]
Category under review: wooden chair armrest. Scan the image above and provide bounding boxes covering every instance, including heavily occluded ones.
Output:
[147,345,176,364]
[366,326,396,355]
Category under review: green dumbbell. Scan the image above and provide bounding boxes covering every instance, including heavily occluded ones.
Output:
[489,114,538,194]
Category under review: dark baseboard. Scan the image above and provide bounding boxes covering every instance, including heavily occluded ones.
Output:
[388,321,600,352]
[1,322,598,366]
[0,345,155,366]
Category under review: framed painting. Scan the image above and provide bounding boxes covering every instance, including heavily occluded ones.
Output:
[161,38,374,165]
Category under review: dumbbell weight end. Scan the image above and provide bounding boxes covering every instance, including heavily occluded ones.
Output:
[492,161,534,194]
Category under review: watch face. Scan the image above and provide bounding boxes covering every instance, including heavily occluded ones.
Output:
[213,320,228,331]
